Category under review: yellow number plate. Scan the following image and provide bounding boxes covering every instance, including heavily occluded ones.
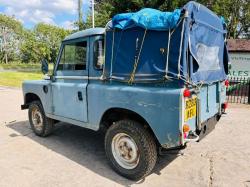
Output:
[184,97,197,121]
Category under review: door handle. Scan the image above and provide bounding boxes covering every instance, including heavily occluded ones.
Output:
[78,91,83,101]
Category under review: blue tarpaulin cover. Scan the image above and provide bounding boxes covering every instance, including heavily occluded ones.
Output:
[112,8,181,30]
[104,1,228,84]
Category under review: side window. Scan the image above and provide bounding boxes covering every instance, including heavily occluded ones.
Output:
[93,38,104,70]
[58,41,87,71]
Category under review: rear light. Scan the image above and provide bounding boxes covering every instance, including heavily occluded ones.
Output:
[183,124,190,133]
[183,124,190,139]
[184,133,187,139]
[225,80,229,87]
[183,89,191,97]
[222,102,228,113]
[222,102,228,110]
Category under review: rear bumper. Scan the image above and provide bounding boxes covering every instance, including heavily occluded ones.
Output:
[196,114,220,140]
[159,114,221,155]
[183,113,220,143]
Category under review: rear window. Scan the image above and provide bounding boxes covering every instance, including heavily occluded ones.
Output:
[196,43,221,72]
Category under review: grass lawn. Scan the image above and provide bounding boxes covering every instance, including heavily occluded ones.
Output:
[0,63,54,72]
[0,72,43,88]
[0,63,53,87]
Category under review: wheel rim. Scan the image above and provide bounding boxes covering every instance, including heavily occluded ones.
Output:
[31,107,43,131]
[111,133,139,169]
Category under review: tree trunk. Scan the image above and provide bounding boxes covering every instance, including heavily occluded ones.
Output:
[4,53,8,64]
[2,27,8,64]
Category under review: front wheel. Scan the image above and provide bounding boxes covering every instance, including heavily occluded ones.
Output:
[28,101,54,137]
[105,120,157,180]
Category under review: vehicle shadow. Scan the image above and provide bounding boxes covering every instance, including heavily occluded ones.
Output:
[6,120,181,185]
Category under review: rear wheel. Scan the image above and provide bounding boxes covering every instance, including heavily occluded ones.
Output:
[28,101,54,137]
[105,119,157,180]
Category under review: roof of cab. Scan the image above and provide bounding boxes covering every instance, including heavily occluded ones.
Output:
[63,27,105,41]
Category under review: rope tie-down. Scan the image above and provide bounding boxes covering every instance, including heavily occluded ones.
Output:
[128,29,147,85]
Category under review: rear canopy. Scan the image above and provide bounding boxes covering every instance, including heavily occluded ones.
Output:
[103,1,228,84]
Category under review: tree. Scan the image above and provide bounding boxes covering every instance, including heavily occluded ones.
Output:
[34,23,70,63]
[83,0,190,29]
[212,0,250,39]
[0,14,23,63]
[83,2,113,28]
[84,0,250,39]
[20,30,40,64]
[20,23,70,63]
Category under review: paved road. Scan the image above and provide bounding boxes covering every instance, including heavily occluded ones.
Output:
[0,86,250,187]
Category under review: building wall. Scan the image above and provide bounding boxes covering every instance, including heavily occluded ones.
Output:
[228,52,250,77]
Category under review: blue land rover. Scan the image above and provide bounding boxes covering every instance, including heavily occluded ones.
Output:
[21,2,229,180]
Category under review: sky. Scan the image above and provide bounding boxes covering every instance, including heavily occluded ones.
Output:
[0,0,91,30]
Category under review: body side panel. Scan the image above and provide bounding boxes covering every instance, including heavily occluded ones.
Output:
[87,81,182,147]
[22,80,52,113]
[198,83,220,122]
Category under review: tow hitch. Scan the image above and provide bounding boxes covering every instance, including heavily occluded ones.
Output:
[184,131,199,142]
[183,124,200,143]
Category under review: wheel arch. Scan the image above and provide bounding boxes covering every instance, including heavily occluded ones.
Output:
[24,93,42,105]
[100,107,160,147]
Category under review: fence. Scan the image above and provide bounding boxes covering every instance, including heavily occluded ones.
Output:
[226,77,250,104]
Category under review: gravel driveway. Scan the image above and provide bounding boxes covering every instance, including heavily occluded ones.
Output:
[0,86,250,187]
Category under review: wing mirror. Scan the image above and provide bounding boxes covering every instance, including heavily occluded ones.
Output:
[41,59,49,75]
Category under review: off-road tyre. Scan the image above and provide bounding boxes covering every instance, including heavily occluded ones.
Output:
[28,100,54,137]
[105,119,157,180]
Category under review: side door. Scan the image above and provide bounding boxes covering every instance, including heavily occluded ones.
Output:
[51,38,89,122]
